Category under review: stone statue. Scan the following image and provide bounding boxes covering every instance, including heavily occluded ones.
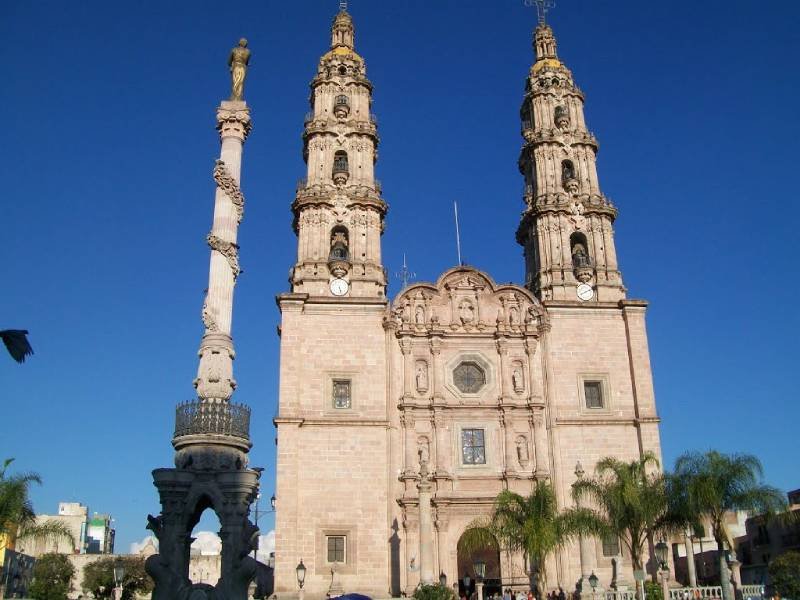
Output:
[516,436,530,467]
[415,361,428,392]
[459,300,475,324]
[228,39,251,101]
[415,305,425,325]
[512,366,524,392]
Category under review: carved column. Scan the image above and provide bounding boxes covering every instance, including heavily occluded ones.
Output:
[531,411,549,477]
[417,458,435,586]
[433,411,450,476]
[495,337,511,399]
[400,337,413,399]
[434,508,449,577]
[195,101,251,402]
[401,412,416,477]
[684,529,697,588]
[430,337,443,400]
[524,337,539,399]
[502,411,516,474]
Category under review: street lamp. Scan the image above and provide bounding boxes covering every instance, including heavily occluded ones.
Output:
[440,571,447,586]
[655,541,670,600]
[113,557,125,600]
[463,573,472,595]
[589,571,599,600]
[473,559,486,600]
[296,558,307,597]
[655,541,669,570]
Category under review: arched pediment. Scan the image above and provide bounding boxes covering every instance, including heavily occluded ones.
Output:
[387,266,547,335]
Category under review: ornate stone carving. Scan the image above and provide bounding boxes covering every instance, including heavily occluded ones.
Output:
[207,234,241,280]
[515,435,530,468]
[213,160,245,224]
[201,290,219,332]
[512,362,525,393]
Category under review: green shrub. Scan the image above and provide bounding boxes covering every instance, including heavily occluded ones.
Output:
[28,553,75,600]
[414,583,458,600]
[643,580,663,600]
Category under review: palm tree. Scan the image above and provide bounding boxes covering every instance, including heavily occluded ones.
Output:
[459,479,592,596]
[672,451,787,600]
[0,459,75,552]
[570,452,677,593]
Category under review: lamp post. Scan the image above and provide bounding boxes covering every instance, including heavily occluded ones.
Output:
[113,557,125,600]
[251,492,277,560]
[474,559,486,600]
[655,541,670,600]
[440,571,447,586]
[296,559,307,600]
[589,571,599,600]
[463,573,472,597]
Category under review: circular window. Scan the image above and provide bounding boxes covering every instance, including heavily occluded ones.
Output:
[453,361,486,394]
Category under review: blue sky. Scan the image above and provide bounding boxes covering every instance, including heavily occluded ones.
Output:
[2,0,798,553]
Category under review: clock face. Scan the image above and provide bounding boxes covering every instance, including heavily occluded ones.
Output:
[330,278,349,296]
[576,283,594,301]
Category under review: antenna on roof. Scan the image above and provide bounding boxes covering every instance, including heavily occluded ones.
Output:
[524,0,555,25]
[395,253,416,289]
[454,201,464,266]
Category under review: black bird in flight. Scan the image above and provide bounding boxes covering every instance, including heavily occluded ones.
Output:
[0,330,34,363]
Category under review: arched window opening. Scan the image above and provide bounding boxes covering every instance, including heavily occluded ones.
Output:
[332,151,349,184]
[188,502,222,586]
[554,105,570,129]
[329,226,350,262]
[338,65,347,76]
[570,232,591,268]
[561,159,578,192]
[334,94,350,118]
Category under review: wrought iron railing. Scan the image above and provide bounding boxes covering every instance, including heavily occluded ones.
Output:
[174,399,251,440]
[332,159,349,174]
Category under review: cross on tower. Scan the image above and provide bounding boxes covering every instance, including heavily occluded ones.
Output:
[524,0,555,25]
[339,0,348,10]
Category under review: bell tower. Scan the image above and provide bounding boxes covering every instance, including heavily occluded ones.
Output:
[291,7,386,298]
[516,23,626,302]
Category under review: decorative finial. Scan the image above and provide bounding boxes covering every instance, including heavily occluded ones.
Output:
[227,38,251,101]
[525,0,555,26]
[395,254,416,289]
[574,461,585,479]
[339,0,348,11]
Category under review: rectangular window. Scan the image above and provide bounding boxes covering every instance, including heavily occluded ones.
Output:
[584,380,604,409]
[461,428,486,465]
[332,379,351,409]
[602,535,620,557]
[327,535,346,563]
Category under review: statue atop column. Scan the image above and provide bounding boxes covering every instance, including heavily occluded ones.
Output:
[228,38,251,101]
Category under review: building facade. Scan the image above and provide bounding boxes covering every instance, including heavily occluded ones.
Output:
[16,502,89,557]
[274,9,663,598]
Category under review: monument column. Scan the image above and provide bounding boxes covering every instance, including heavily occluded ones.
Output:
[147,38,261,600]
[417,457,436,585]
[684,529,697,587]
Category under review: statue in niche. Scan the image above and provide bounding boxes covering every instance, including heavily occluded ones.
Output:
[526,306,539,325]
[415,305,425,325]
[512,365,525,393]
[509,306,520,326]
[417,437,430,464]
[415,360,429,392]
[459,299,475,324]
[516,435,530,468]
[228,39,251,101]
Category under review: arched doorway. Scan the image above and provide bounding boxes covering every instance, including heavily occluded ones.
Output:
[457,532,502,599]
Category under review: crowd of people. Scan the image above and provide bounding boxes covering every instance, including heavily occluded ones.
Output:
[458,585,570,600]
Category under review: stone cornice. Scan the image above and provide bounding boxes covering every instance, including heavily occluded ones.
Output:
[273,417,390,428]
[555,416,661,426]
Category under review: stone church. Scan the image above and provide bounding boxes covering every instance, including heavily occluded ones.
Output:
[273,8,662,598]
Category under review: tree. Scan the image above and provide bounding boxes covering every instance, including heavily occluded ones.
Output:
[768,552,800,599]
[28,553,75,600]
[570,452,675,592]
[673,451,787,600]
[82,556,154,600]
[459,479,592,596]
[0,459,75,551]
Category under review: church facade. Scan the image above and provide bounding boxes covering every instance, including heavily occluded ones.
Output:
[273,9,662,598]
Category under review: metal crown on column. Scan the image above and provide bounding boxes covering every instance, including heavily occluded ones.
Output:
[145,40,262,600]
